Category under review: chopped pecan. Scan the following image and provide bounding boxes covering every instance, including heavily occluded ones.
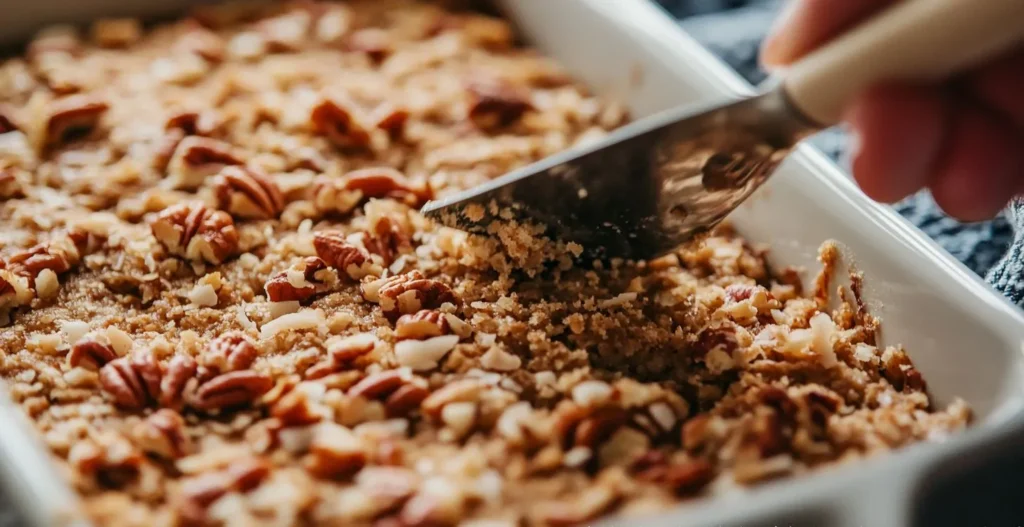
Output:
[203,332,258,373]
[165,109,219,136]
[395,310,451,341]
[45,94,109,147]
[536,484,619,527]
[133,408,192,459]
[664,458,715,495]
[0,105,17,134]
[188,370,273,412]
[175,26,226,62]
[305,333,378,379]
[0,168,22,199]
[360,215,414,267]
[178,457,271,524]
[259,11,311,52]
[265,256,331,303]
[344,28,393,63]
[451,14,513,50]
[67,338,118,370]
[165,136,243,189]
[310,94,372,150]
[160,354,198,408]
[420,378,483,420]
[552,401,628,452]
[375,270,457,320]
[348,370,430,418]
[304,423,367,479]
[371,104,409,139]
[271,389,322,426]
[344,166,433,207]
[99,351,161,411]
[214,165,285,220]
[150,202,240,264]
[383,383,430,418]
[466,76,533,131]
[8,232,82,280]
[313,231,377,279]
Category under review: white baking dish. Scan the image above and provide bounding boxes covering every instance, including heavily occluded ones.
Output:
[2,1,1024,526]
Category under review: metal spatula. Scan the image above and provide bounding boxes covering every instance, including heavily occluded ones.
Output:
[423,0,1024,260]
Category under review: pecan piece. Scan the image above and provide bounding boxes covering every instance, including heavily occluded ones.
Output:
[214,166,285,220]
[305,332,378,379]
[45,94,109,147]
[160,354,198,408]
[419,379,483,420]
[305,423,367,479]
[150,202,240,264]
[312,231,377,279]
[344,28,393,63]
[165,109,219,136]
[310,94,372,150]
[165,136,243,190]
[348,370,406,400]
[0,168,23,199]
[189,370,273,412]
[133,408,192,459]
[371,104,409,139]
[376,270,457,320]
[342,166,433,208]
[7,231,83,280]
[175,26,226,62]
[271,389,322,426]
[178,457,271,524]
[0,104,17,134]
[99,351,160,411]
[395,310,451,341]
[466,76,533,131]
[265,256,331,303]
[664,458,715,495]
[203,332,258,373]
[67,338,118,371]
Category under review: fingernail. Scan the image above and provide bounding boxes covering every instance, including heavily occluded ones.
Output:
[761,0,803,68]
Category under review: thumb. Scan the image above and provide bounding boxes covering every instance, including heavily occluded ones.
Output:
[760,0,896,69]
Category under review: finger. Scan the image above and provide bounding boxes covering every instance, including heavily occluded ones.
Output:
[929,105,1023,222]
[761,0,894,68]
[846,84,948,204]
[969,49,1024,129]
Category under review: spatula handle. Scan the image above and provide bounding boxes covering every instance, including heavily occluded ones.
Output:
[782,0,1024,126]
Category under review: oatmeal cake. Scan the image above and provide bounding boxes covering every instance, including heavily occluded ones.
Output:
[0,1,969,526]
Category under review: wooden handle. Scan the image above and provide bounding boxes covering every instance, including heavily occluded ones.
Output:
[783,0,1024,126]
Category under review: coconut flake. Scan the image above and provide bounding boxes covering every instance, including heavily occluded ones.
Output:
[60,320,90,346]
[598,292,637,309]
[809,312,838,367]
[571,380,613,408]
[480,346,521,372]
[395,335,459,371]
[261,309,326,339]
[188,283,219,307]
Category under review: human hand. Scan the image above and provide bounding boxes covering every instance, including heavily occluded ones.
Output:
[761,0,1024,221]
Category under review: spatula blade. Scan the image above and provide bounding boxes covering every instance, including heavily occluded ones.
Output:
[421,91,802,261]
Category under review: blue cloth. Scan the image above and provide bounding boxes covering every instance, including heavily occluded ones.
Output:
[658,0,1022,305]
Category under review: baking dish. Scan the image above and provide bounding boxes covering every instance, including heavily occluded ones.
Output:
[1,1,1024,526]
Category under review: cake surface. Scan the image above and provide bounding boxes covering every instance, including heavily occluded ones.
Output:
[0,2,969,526]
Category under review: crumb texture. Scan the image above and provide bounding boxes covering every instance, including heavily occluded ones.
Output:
[0,2,968,526]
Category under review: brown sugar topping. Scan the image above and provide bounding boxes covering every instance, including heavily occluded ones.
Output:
[0,2,969,526]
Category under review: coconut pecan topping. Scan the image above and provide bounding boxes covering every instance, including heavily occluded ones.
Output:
[45,94,109,147]
[150,202,239,264]
[310,93,372,150]
[203,332,258,373]
[213,165,285,220]
[165,136,243,190]
[466,76,533,131]
[374,270,457,320]
[395,310,450,341]
[312,231,378,280]
[265,256,332,303]
[67,338,118,370]
[187,370,273,412]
